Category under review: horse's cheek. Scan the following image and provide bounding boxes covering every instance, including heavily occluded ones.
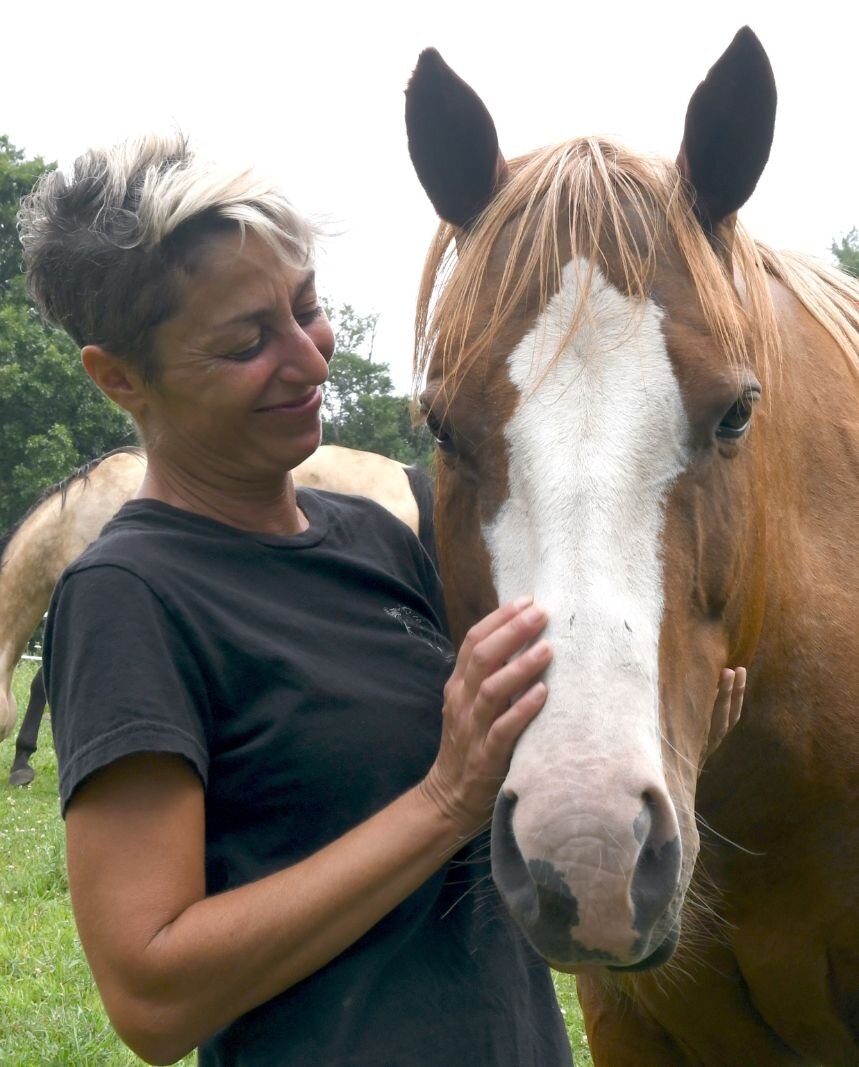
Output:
[435,459,497,649]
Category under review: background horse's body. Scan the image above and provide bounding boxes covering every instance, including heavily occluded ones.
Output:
[0,444,422,746]
[407,29,859,1066]
[0,448,146,742]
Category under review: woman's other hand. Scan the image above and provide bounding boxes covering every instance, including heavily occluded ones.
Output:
[704,666,747,761]
[421,598,551,835]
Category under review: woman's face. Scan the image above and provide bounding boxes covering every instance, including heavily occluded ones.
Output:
[140,227,334,481]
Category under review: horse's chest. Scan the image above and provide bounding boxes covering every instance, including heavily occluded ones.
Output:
[731,907,859,1065]
[633,899,859,1066]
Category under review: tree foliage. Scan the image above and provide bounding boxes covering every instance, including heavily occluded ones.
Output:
[0,137,134,534]
[0,303,135,531]
[0,136,51,301]
[832,228,859,279]
[321,302,434,468]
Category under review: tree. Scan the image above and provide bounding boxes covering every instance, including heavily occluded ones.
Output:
[832,228,859,279]
[325,302,378,360]
[322,302,434,469]
[0,136,52,301]
[0,303,134,530]
[0,136,134,533]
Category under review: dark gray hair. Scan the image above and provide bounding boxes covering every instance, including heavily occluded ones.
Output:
[19,132,318,380]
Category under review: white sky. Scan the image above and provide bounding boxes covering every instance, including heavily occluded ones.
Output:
[3,0,856,391]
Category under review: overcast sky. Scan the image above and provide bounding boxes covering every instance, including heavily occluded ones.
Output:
[3,0,856,390]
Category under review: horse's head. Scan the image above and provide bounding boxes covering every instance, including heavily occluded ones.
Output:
[407,29,777,971]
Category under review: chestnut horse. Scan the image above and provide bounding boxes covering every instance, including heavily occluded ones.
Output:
[1,445,426,773]
[407,28,859,1067]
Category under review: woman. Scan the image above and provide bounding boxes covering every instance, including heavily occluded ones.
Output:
[20,136,744,1066]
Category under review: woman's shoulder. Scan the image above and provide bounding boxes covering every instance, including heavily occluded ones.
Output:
[61,499,248,599]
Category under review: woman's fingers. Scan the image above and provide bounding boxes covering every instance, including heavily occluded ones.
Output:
[730,666,747,731]
[471,638,553,730]
[459,601,548,696]
[457,597,534,662]
[483,681,548,755]
[705,666,747,760]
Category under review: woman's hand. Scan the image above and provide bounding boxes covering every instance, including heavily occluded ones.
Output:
[421,597,551,836]
[704,666,747,760]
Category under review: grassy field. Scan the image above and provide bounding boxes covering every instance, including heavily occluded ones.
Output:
[1,660,592,1065]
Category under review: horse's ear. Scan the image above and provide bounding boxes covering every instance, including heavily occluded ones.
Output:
[405,48,509,229]
[677,27,777,230]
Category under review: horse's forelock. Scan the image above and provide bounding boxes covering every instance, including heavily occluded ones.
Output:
[414,137,794,404]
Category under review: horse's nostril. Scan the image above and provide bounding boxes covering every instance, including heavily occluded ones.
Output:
[491,791,539,925]
[631,790,682,936]
[492,792,581,961]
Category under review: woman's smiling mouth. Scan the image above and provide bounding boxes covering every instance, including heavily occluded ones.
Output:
[255,388,322,415]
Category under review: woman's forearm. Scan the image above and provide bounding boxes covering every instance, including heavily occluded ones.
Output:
[71,763,469,1065]
[144,786,465,1059]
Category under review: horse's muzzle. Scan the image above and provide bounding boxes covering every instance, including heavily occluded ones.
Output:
[491,788,683,969]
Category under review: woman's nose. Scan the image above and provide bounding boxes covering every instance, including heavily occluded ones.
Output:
[275,324,331,383]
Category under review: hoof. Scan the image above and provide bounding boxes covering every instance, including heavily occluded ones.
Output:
[8,765,35,787]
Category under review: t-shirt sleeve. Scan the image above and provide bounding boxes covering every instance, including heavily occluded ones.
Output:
[44,564,211,816]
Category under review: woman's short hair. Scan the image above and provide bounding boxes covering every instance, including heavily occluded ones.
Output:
[18,132,318,380]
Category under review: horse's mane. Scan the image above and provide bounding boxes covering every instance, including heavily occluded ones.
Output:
[414,136,859,398]
[0,446,144,572]
[756,244,859,369]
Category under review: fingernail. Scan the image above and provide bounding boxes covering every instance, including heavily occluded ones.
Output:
[513,595,533,610]
[523,604,546,625]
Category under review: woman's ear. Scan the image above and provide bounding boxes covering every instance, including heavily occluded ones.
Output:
[81,345,148,418]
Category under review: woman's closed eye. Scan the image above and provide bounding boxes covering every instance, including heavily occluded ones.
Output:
[295,304,324,328]
[222,305,324,360]
[225,329,272,362]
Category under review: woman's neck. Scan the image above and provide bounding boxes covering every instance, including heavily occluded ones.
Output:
[136,454,308,536]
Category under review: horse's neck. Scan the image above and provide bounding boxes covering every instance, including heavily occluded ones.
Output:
[699,298,859,845]
[754,285,859,721]
[763,285,859,576]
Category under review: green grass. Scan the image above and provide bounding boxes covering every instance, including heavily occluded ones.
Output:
[555,972,593,1066]
[0,661,191,1066]
[1,660,592,1066]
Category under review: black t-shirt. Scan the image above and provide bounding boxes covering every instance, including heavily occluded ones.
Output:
[44,488,572,1067]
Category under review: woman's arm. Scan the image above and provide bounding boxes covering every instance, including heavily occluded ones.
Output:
[65,598,552,1065]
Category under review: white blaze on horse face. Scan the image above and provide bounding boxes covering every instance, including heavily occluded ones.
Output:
[485,257,689,958]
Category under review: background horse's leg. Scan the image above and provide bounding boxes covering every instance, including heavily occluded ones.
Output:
[8,668,47,786]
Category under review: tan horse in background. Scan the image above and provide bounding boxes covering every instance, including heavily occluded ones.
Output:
[407,27,859,1067]
[0,444,422,747]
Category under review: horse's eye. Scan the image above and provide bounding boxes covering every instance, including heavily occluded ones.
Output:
[420,389,458,455]
[716,389,759,441]
[426,411,457,454]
